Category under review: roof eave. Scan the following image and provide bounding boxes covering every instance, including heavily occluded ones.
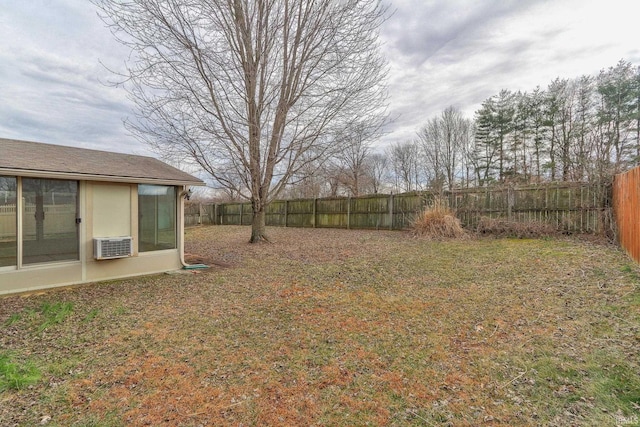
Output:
[0,168,206,187]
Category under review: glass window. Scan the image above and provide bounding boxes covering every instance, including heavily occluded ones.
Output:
[138,185,176,252]
[0,176,17,267]
[22,178,79,264]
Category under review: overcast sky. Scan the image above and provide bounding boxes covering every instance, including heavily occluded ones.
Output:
[1,0,639,156]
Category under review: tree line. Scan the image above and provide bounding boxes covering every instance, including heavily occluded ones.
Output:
[276,59,640,199]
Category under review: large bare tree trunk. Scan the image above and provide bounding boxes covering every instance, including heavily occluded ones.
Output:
[249,207,267,243]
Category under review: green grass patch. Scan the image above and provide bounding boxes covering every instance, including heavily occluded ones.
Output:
[621,264,640,282]
[586,351,640,418]
[46,356,82,378]
[3,312,21,327]
[83,308,100,322]
[0,353,41,391]
[36,301,74,332]
[2,301,75,333]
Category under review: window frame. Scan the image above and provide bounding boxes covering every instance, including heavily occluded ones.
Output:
[21,177,80,265]
[0,176,18,269]
[137,184,177,253]
[0,176,81,269]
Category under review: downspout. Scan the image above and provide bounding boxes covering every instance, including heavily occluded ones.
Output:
[178,187,208,270]
[178,187,189,267]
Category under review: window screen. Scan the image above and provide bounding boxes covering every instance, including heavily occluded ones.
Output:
[138,185,176,252]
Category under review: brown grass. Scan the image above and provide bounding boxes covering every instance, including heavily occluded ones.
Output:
[411,197,467,239]
[1,226,639,426]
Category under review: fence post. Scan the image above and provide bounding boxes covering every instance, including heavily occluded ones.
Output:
[284,200,288,228]
[507,185,514,221]
[347,197,351,229]
[546,185,551,225]
[556,184,560,228]
[239,203,243,226]
[312,198,316,228]
[388,194,394,230]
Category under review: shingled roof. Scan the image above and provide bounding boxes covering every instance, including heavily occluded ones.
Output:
[0,138,204,186]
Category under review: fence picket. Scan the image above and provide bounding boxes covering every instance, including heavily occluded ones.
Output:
[613,168,640,263]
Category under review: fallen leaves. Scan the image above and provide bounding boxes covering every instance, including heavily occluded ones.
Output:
[0,226,638,426]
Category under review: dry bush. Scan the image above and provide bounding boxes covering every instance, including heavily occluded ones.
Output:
[411,197,467,239]
[476,217,559,238]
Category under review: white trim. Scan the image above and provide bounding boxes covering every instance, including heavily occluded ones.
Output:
[137,248,179,257]
[16,176,22,268]
[79,181,87,282]
[14,260,81,270]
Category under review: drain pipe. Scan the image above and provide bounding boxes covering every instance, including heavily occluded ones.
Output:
[179,187,208,270]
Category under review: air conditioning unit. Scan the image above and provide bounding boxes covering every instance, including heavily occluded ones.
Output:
[94,237,133,260]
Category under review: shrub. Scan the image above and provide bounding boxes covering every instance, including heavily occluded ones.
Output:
[411,197,466,239]
[476,217,559,238]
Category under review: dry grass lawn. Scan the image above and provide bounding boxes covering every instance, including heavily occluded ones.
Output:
[1,226,639,426]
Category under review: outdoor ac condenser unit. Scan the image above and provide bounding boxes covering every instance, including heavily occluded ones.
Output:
[93,237,133,260]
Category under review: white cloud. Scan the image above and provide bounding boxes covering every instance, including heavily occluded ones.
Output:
[0,0,638,156]
[377,0,640,147]
[0,0,140,154]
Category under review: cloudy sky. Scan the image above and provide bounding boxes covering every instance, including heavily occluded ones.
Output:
[1,0,639,156]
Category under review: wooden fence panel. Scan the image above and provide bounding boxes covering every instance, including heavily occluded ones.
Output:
[218,203,238,225]
[391,192,427,229]
[184,203,202,227]
[453,184,604,233]
[349,195,391,229]
[266,201,287,227]
[614,168,640,263]
[0,205,16,239]
[217,202,251,225]
[1,205,77,239]
[316,198,349,228]
[281,199,314,228]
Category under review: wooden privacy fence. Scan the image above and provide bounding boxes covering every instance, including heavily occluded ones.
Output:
[452,183,610,233]
[613,167,640,263]
[186,182,611,234]
[0,204,76,239]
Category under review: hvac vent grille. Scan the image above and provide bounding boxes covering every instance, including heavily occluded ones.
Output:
[94,237,133,260]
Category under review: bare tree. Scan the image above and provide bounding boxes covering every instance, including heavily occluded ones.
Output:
[417,106,471,191]
[282,158,326,199]
[366,152,389,193]
[388,141,420,193]
[332,119,385,196]
[596,60,637,177]
[95,0,389,242]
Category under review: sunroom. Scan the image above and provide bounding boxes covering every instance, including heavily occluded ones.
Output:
[0,138,204,295]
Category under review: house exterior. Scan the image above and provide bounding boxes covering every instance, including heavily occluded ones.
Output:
[0,138,205,295]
